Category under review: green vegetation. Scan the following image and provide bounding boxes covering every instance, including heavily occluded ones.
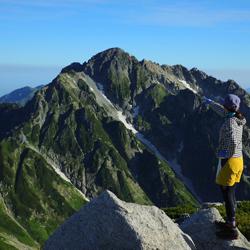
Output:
[136,115,151,132]
[10,148,87,244]
[0,138,87,248]
[0,197,38,249]
[217,201,250,241]
[135,66,149,90]
[108,68,131,102]
[0,66,200,248]
[159,114,172,126]
[163,201,250,241]
[145,84,167,108]
[162,204,199,219]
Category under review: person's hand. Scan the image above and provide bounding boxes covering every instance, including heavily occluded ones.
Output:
[218,150,229,158]
[201,96,212,106]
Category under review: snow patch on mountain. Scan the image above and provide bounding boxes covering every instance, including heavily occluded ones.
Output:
[179,80,198,94]
[19,132,88,200]
[117,111,138,134]
[136,133,164,159]
[136,134,201,202]
[85,77,138,134]
[81,74,202,202]
[152,80,161,85]
[96,82,114,106]
[32,145,88,199]
[51,164,71,183]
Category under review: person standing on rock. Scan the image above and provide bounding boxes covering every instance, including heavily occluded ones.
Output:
[202,94,246,240]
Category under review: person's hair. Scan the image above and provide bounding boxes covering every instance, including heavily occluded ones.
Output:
[235,110,245,120]
[224,106,245,120]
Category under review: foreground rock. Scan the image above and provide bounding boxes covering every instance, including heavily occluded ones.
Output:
[180,207,250,250]
[44,190,195,250]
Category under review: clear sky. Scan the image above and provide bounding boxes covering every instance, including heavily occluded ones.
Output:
[1,0,250,95]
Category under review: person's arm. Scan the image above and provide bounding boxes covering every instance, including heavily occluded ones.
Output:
[202,97,227,117]
[209,100,227,117]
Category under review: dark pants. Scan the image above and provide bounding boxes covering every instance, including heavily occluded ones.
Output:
[220,184,237,223]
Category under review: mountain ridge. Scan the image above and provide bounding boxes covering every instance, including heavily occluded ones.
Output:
[0,85,44,106]
[79,48,250,201]
[1,48,250,248]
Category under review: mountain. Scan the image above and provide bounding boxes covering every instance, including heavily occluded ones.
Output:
[79,48,250,201]
[0,85,44,106]
[0,51,198,248]
[0,48,250,248]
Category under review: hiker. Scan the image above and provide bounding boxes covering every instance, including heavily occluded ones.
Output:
[202,94,246,240]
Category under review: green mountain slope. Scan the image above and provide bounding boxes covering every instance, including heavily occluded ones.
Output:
[0,196,38,250]
[0,137,87,247]
[0,68,198,247]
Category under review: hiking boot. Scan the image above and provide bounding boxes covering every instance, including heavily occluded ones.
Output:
[216,228,239,240]
[214,220,237,229]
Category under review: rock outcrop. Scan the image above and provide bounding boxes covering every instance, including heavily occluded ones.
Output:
[44,190,195,250]
[180,207,250,250]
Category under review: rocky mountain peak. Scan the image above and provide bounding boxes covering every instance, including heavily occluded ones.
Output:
[61,48,133,75]
[86,47,135,65]
[99,47,127,56]
[61,62,84,73]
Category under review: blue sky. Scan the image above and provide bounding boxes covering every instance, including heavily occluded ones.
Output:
[1,0,250,95]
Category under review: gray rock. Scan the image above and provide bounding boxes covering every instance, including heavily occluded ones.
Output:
[202,202,223,209]
[44,190,196,250]
[180,207,250,250]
